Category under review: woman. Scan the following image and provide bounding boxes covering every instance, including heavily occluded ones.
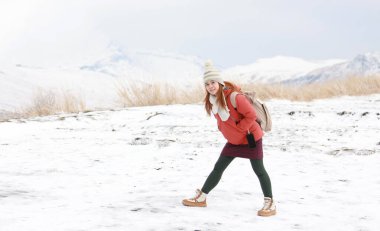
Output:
[182,60,276,217]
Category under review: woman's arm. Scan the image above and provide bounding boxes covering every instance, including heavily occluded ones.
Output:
[235,94,257,132]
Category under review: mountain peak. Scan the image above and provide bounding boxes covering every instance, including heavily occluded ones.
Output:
[285,52,380,84]
[352,52,380,64]
[347,52,380,71]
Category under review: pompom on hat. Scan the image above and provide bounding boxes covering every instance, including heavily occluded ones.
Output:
[203,60,224,86]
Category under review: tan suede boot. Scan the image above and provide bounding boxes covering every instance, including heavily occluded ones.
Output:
[182,189,207,207]
[257,197,276,216]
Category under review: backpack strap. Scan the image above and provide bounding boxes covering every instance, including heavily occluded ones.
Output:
[228,91,242,123]
[229,91,239,108]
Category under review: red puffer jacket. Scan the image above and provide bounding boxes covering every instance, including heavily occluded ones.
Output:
[214,88,263,145]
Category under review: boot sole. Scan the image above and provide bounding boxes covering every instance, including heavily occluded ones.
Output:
[257,210,276,217]
[182,200,207,207]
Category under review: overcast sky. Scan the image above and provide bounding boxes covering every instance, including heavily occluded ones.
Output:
[1,0,379,67]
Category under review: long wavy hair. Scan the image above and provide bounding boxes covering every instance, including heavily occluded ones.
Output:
[204,81,239,116]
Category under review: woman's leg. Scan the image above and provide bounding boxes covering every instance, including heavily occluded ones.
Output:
[201,155,235,194]
[250,159,273,198]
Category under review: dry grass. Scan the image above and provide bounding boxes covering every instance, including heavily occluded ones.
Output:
[241,75,380,101]
[116,76,380,106]
[21,88,87,118]
[1,75,379,122]
[116,81,204,107]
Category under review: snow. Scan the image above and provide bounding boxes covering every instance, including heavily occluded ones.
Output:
[1,94,379,231]
[2,50,380,112]
[223,56,345,84]
[287,52,380,84]
[0,48,203,111]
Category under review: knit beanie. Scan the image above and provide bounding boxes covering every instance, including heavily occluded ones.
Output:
[203,60,224,86]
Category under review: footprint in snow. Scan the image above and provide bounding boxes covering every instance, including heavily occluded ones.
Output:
[129,137,152,145]
[156,139,176,148]
[328,148,376,156]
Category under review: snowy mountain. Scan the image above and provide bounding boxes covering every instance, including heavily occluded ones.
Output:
[284,52,380,84]
[222,56,345,84]
[79,47,203,83]
[1,49,380,112]
[0,48,203,111]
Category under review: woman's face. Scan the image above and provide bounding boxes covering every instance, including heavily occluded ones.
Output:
[205,80,220,96]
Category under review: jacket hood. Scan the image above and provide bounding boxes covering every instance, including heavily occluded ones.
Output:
[223,84,241,97]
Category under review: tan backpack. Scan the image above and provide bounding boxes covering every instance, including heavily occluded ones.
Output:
[230,91,272,132]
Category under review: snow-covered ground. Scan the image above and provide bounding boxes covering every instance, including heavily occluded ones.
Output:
[0,94,379,231]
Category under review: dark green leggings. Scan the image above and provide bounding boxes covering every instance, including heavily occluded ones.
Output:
[201,155,273,198]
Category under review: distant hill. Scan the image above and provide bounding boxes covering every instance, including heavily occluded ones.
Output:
[79,48,204,83]
[222,56,345,84]
[0,48,203,111]
[283,52,380,85]
[1,49,380,111]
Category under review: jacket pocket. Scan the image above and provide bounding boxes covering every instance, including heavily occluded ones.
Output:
[219,119,247,144]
